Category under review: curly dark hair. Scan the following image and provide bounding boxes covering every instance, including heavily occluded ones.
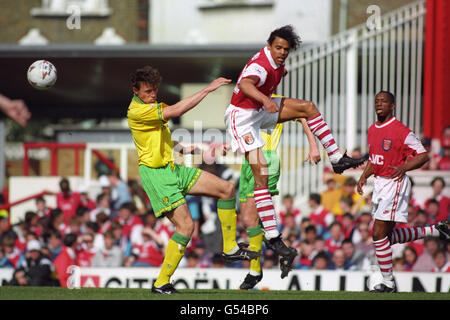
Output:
[130,65,162,89]
[267,25,302,51]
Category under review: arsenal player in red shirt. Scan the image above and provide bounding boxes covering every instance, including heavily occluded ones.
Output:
[357,91,449,293]
[225,25,367,278]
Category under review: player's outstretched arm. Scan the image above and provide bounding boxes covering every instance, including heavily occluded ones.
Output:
[163,77,231,120]
[388,152,429,181]
[357,160,374,195]
[0,94,31,127]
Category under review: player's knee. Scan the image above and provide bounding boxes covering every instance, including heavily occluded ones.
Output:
[178,217,194,237]
[221,181,235,200]
[304,101,319,117]
[241,212,259,228]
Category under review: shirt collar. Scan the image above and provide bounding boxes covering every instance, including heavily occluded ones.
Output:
[263,46,281,69]
[375,116,396,128]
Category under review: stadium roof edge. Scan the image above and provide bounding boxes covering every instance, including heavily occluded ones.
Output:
[0,43,267,58]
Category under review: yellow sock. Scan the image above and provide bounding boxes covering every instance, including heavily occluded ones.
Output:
[217,198,238,254]
[154,232,189,288]
[247,225,263,275]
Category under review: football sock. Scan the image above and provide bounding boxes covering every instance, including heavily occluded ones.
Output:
[154,232,189,288]
[254,187,280,239]
[247,225,263,276]
[389,226,439,244]
[217,198,239,254]
[373,236,395,287]
[306,114,342,163]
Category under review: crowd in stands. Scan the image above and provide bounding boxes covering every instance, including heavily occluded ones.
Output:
[0,134,448,287]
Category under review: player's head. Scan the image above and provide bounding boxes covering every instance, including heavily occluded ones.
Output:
[267,25,301,65]
[131,66,162,104]
[375,91,395,122]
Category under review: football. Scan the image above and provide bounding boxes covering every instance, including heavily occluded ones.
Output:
[27,60,57,90]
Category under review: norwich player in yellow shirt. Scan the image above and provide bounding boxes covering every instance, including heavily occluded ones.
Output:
[127,66,258,294]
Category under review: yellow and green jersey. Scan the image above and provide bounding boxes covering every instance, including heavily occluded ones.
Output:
[127,95,174,168]
[261,123,283,151]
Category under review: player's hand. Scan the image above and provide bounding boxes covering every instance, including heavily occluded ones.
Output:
[221,143,231,156]
[305,146,321,165]
[357,176,366,195]
[205,77,232,93]
[182,145,200,155]
[264,98,279,113]
[0,96,31,127]
[388,165,407,181]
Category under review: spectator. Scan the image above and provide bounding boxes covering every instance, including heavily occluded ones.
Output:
[296,240,314,269]
[402,246,418,271]
[85,221,104,250]
[431,249,450,272]
[54,233,78,287]
[341,238,368,270]
[78,185,96,211]
[0,244,13,268]
[96,212,112,235]
[128,179,150,216]
[412,237,439,272]
[56,177,81,224]
[126,227,164,267]
[425,177,450,222]
[325,221,344,253]
[2,236,21,268]
[281,213,301,241]
[426,199,440,225]
[262,249,277,270]
[414,209,428,228]
[353,222,373,256]
[392,257,407,272]
[307,193,334,235]
[111,221,131,258]
[24,211,42,238]
[115,202,143,244]
[211,253,225,268]
[278,194,301,226]
[7,268,29,286]
[0,212,16,244]
[303,225,317,245]
[65,216,82,236]
[46,208,66,235]
[43,230,62,261]
[108,171,132,215]
[20,239,57,286]
[90,193,112,222]
[311,251,329,270]
[332,177,366,216]
[184,251,200,268]
[191,240,212,268]
[75,207,91,234]
[330,248,346,270]
[92,230,123,267]
[339,212,355,239]
[35,197,51,218]
[77,233,97,267]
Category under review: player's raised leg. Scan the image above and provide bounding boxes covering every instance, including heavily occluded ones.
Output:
[188,170,259,262]
[278,98,368,173]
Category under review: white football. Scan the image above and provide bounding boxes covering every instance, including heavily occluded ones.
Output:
[27,60,57,90]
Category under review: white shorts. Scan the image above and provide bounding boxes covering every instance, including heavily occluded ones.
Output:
[224,97,281,153]
[371,175,411,223]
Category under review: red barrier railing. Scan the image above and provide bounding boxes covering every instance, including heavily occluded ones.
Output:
[0,190,55,225]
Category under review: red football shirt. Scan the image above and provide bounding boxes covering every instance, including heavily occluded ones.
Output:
[368,117,426,177]
[231,47,285,109]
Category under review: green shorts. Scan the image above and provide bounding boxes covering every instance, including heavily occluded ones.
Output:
[239,150,280,203]
[139,163,202,217]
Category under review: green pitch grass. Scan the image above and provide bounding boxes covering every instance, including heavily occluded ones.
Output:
[0,287,448,300]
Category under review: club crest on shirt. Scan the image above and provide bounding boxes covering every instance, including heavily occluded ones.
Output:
[243,132,254,145]
[382,139,392,151]
[162,197,169,205]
